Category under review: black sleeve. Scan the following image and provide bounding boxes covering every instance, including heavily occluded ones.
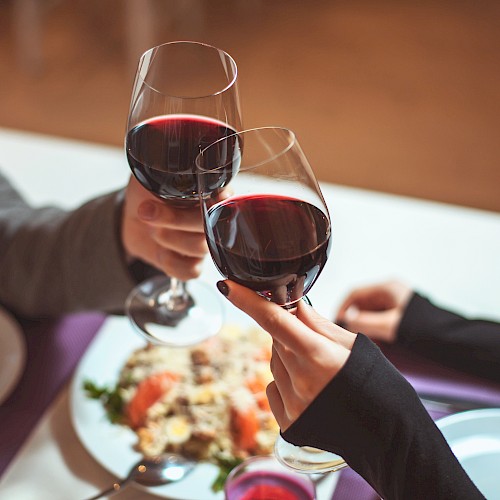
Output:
[397,293,500,383]
[282,334,484,500]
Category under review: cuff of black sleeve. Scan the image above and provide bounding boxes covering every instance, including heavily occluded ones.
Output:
[282,333,418,461]
[396,292,460,344]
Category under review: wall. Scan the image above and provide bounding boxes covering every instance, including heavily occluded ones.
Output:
[0,0,498,212]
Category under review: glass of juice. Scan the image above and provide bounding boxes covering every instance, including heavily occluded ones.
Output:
[225,455,316,500]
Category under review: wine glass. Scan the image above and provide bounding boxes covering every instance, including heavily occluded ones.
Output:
[225,455,315,500]
[196,126,348,473]
[125,41,242,346]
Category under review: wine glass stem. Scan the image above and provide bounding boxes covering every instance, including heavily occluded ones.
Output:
[283,295,312,314]
[170,277,187,299]
[158,278,192,313]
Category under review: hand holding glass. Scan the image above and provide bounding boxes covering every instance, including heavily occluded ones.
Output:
[125,41,242,346]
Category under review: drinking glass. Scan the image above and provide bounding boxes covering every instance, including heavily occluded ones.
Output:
[197,127,347,473]
[224,455,315,500]
[125,41,242,346]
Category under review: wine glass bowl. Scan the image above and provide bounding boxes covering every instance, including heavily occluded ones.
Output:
[125,41,242,346]
[224,455,315,500]
[126,41,241,205]
[197,126,331,309]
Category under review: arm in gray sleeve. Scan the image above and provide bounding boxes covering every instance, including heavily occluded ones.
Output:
[0,172,140,318]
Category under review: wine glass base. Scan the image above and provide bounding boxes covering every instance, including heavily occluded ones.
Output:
[126,276,224,346]
[275,436,348,474]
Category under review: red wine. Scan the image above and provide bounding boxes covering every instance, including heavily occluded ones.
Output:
[126,114,238,205]
[206,194,331,306]
[225,469,314,500]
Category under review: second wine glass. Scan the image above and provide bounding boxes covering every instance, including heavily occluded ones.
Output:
[125,41,242,346]
[196,126,347,473]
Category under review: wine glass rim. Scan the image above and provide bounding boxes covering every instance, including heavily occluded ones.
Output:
[196,126,297,173]
[137,40,238,99]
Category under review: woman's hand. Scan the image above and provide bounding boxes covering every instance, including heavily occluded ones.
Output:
[336,281,413,343]
[218,280,357,431]
[121,176,208,281]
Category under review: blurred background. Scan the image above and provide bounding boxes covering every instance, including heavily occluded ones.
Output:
[1,0,499,212]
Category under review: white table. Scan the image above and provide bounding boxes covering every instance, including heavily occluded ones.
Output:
[2,127,499,322]
[1,127,500,499]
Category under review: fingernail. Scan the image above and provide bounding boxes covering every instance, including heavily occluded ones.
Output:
[138,201,157,221]
[216,281,229,297]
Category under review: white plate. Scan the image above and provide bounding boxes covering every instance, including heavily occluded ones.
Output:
[0,306,26,405]
[437,408,500,499]
[70,307,254,500]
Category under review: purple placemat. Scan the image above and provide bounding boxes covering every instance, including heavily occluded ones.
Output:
[382,343,500,406]
[331,467,379,500]
[0,312,106,477]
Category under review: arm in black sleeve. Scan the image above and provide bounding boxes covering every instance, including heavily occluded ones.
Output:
[397,293,500,383]
[283,334,484,500]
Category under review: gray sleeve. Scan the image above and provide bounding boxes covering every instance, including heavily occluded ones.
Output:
[0,172,137,318]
